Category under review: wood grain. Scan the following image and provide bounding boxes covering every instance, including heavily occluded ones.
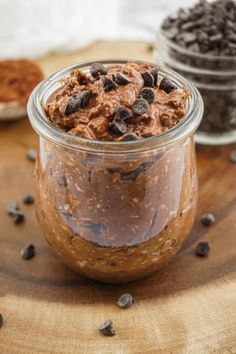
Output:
[0,41,236,354]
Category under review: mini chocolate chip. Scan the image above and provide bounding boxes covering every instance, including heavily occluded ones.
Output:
[150,67,158,86]
[79,90,92,108]
[141,72,154,87]
[103,77,118,92]
[0,314,3,328]
[21,244,35,260]
[23,194,34,204]
[58,175,68,188]
[117,293,134,308]
[116,106,132,120]
[26,148,37,162]
[113,73,131,85]
[229,150,236,163]
[99,320,115,336]
[140,88,154,103]
[65,91,91,115]
[109,119,127,135]
[196,242,210,257]
[90,62,107,79]
[132,98,148,115]
[6,201,19,216]
[121,133,139,141]
[14,212,25,224]
[159,77,177,93]
[201,213,215,226]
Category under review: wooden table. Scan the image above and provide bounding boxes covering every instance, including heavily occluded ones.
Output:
[0,41,236,354]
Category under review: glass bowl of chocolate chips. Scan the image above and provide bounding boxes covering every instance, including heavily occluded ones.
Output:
[156,0,236,145]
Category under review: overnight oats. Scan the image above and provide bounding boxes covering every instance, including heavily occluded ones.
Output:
[28,59,203,283]
[157,0,236,145]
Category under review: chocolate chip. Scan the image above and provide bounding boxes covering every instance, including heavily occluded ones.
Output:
[90,62,107,79]
[99,320,115,336]
[6,201,19,215]
[21,244,35,260]
[150,67,158,86]
[196,241,210,257]
[201,213,215,226]
[58,175,68,188]
[117,293,134,308]
[26,148,37,162]
[159,77,177,93]
[140,88,154,103]
[113,73,131,85]
[103,77,118,92]
[107,153,162,181]
[121,133,139,141]
[109,119,127,135]
[116,106,132,120]
[229,150,236,163]
[23,194,34,204]
[0,314,3,329]
[141,72,154,87]
[14,212,25,224]
[181,32,197,44]
[65,91,91,115]
[132,98,148,115]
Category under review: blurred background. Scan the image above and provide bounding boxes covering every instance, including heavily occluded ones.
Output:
[0,0,197,59]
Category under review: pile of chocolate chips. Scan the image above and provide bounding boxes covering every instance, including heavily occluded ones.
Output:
[84,63,176,140]
[162,0,236,56]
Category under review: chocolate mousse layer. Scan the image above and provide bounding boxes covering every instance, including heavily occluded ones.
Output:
[45,62,189,140]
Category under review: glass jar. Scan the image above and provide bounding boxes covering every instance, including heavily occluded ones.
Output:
[27,59,203,283]
[156,30,236,145]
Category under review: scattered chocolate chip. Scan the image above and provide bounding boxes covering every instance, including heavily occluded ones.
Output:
[140,88,154,103]
[229,150,236,163]
[196,241,210,257]
[109,119,127,135]
[141,72,154,87]
[99,320,115,336]
[26,148,37,162]
[14,212,25,224]
[0,314,3,328]
[6,201,19,216]
[117,293,134,309]
[21,244,35,260]
[132,98,148,115]
[65,91,91,115]
[103,77,118,92]
[121,133,139,141]
[58,175,68,188]
[159,77,177,93]
[150,67,158,86]
[116,106,132,120]
[23,194,34,204]
[113,72,131,85]
[90,63,107,79]
[147,43,155,52]
[201,213,215,226]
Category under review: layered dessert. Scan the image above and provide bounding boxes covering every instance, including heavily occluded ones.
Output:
[35,61,198,282]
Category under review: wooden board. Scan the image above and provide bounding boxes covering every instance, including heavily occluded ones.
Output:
[0,41,236,354]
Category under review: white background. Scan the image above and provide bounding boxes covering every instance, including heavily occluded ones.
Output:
[0,0,197,59]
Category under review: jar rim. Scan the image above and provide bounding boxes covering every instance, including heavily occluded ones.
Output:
[159,28,236,62]
[27,58,203,155]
